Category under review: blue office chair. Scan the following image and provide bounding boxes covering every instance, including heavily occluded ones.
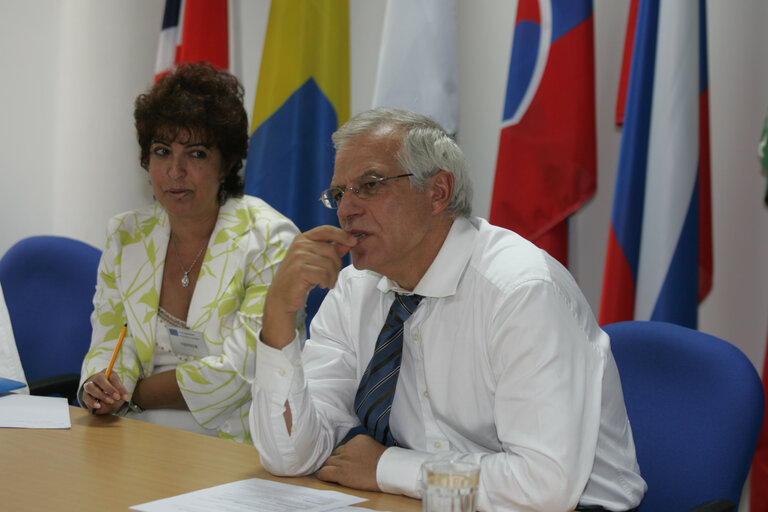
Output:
[604,321,764,512]
[0,236,101,404]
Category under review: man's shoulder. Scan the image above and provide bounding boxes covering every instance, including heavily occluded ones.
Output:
[469,219,593,314]
[468,218,555,287]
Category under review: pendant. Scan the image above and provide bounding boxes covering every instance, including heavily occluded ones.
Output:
[181,272,190,288]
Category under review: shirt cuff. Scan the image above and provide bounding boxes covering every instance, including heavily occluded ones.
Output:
[377,446,430,498]
[255,329,303,405]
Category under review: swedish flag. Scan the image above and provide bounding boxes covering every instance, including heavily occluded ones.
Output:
[244,0,349,233]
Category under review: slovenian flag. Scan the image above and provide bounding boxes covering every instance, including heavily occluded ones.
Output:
[372,0,458,137]
[154,0,229,82]
[599,0,712,328]
[243,0,349,329]
[489,0,596,266]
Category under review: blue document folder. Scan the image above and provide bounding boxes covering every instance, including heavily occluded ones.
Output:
[0,376,25,393]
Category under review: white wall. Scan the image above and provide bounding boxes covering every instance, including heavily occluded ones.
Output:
[1,0,767,416]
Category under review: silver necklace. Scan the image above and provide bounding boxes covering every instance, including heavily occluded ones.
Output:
[170,231,207,288]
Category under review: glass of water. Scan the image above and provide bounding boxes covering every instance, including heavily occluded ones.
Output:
[421,460,480,512]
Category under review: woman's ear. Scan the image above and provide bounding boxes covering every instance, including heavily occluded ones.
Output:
[429,170,454,215]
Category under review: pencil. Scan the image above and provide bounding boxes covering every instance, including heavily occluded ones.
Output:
[105,323,128,380]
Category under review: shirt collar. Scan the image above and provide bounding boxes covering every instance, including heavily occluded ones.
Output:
[375,216,477,298]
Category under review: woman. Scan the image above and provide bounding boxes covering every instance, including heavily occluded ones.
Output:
[78,63,301,443]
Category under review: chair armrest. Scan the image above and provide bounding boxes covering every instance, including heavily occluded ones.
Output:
[688,500,736,512]
[28,374,81,405]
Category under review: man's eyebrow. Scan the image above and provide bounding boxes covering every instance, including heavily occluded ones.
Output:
[330,170,381,188]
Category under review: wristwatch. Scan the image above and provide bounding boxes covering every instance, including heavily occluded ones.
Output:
[125,397,144,414]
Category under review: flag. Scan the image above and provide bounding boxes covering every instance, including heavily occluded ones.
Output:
[751,119,768,512]
[244,0,350,329]
[615,0,640,126]
[489,0,596,267]
[759,114,768,206]
[154,0,229,82]
[599,0,712,328]
[752,324,768,511]
[372,0,458,136]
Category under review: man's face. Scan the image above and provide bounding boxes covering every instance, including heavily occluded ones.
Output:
[332,128,435,282]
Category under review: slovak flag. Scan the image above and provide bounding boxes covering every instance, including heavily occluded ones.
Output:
[489,0,596,267]
[154,0,229,82]
[599,0,712,328]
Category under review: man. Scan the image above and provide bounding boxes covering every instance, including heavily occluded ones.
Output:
[250,108,646,511]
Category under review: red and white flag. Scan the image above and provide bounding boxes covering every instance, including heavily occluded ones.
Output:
[489,0,597,267]
[154,0,229,82]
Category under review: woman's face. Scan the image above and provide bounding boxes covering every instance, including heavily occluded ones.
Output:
[147,132,226,223]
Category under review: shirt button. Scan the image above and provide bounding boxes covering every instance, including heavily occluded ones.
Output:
[413,334,421,342]
[434,442,442,449]
[295,359,302,367]
[423,391,429,399]
[278,369,286,377]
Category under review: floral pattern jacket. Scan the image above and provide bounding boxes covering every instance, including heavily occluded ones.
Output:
[79,195,301,443]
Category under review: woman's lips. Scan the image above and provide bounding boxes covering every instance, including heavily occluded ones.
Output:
[166,189,190,200]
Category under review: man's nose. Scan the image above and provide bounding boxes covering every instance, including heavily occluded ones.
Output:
[337,188,364,219]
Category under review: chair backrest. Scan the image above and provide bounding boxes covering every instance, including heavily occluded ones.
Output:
[604,321,764,511]
[0,236,101,383]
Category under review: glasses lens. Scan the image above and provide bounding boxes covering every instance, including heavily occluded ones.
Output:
[355,177,382,200]
[319,188,340,209]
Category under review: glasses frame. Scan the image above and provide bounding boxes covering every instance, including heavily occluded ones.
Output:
[318,173,414,210]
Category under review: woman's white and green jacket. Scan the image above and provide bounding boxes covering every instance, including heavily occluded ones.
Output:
[79,195,302,443]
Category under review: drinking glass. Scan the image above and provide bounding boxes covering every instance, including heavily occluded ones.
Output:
[421,460,480,512]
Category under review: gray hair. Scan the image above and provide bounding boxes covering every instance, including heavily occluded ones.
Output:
[332,107,473,217]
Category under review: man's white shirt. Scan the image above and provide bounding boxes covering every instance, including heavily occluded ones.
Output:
[251,217,646,512]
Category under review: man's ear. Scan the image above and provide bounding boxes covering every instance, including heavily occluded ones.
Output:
[429,170,454,215]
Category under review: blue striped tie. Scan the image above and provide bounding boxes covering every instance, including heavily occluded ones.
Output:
[353,293,423,446]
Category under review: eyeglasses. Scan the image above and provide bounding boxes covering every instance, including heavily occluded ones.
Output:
[318,173,414,209]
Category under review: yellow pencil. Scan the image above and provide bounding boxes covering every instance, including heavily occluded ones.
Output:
[105,323,127,380]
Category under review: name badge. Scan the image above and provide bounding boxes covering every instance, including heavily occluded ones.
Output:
[168,326,209,358]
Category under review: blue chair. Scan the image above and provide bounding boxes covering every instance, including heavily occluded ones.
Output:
[0,236,101,404]
[605,321,764,512]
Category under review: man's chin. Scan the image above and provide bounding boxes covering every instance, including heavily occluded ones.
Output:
[349,253,374,272]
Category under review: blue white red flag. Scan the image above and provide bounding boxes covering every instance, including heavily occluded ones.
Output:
[489,0,596,266]
[615,0,640,126]
[372,0,458,136]
[599,0,713,328]
[243,0,350,329]
[154,0,229,82]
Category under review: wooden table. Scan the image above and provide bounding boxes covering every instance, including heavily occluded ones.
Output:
[0,406,422,511]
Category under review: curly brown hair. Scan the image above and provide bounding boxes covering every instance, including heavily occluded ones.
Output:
[134,62,248,200]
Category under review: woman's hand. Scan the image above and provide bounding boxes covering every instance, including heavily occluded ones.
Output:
[81,370,130,414]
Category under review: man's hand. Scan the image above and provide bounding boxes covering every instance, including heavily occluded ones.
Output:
[261,226,357,349]
[316,434,387,491]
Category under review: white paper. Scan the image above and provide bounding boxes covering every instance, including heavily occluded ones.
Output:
[130,478,367,512]
[0,394,70,428]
